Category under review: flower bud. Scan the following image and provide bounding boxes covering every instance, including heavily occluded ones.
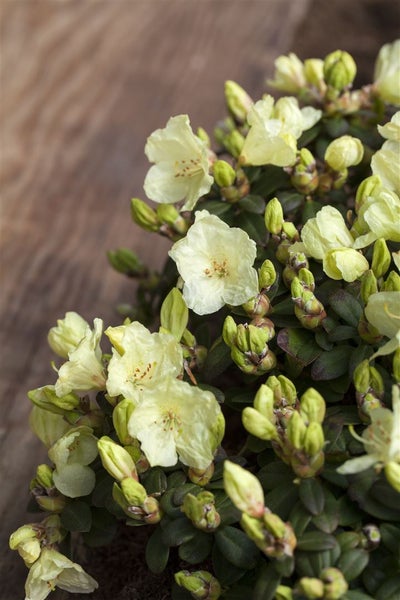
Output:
[360,524,381,550]
[304,58,326,92]
[222,315,237,347]
[188,463,215,487]
[275,586,294,600]
[242,293,271,318]
[393,348,400,382]
[353,359,384,396]
[223,130,245,158]
[266,375,297,408]
[296,577,324,599]
[298,267,315,291]
[248,324,272,354]
[197,127,210,146]
[212,159,236,188]
[290,148,319,194]
[224,80,253,123]
[156,204,189,236]
[286,411,307,449]
[142,496,163,524]
[283,252,309,287]
[97,436,138,482]
[320,567,348,600]
[303,422,325,455]
[382,270,400,292]
[355,175,382,212]
[323,248,369,282]
[175,570,221,600]
[299,388,326,424]
[360,270,379,303]
[9,525,42,565]
[35,464,54,489]
[371,238,391,278]
[182,491,221,531]
[323,50,357,93]
[263,512,287,539]
[385,460,400,492]
[130,198,159,232]
[325,135,364,171]
[259,259,277,291]
[282,221,299,241]
[120,476,147,506]
[373,39,400,106]
[107,248,147,277]
[112,399,136,445]
[223,460,265,518]
[48,312,89,359]
[253,384,275,421]
[242,406,278,441]
[265,197,284,235]
[267,53,306,93]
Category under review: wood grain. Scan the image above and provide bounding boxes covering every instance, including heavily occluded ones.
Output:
[0,0,398,597]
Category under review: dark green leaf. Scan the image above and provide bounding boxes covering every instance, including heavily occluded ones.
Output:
[329,289,363,327]
[234,211,267,245]
[311,346,353,380]
[252,563,281,600]
[171,583,193,600]
[178,531,213,564]
[145,526,170,574]
[159,488,183,518]
[337,549,369,581]
[375,575,400,600]
[297,531,338,551]
[215,526,259,569]
[202,337,232,382]
[91,471,114,508]
[277,328,322,366]
[238,194,265,214]
[328,325,358,342]
[161,517,197,547]
[211,543,248,586]
[295,549,334,577]
[82,508,117,547]
[257,461,293,490]
[200,200,233,217]
[299,478,325,516]
[289,502,312,537]
[312,491,339,533]
[61,500,92,532]
[251,166,289,197]
[173,483,202,506]
[141,467,168,496]
[264,483,299,520]
[380,523,400,554]
[343,591,375,600]
[277,191,304,214]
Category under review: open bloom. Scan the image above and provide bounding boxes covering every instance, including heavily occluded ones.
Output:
[128,378,225,469]
[143,114,213,211]
[54,319,106,397]
[371,112,400,195]
[338,385,400,492]
[364,291,400,359]
[25,547,97,600]
[373,39,400,106]
[106,321,183,403]
[169,210,258,315]
[353,188,400,248]
[239,95,321,167]
[266,53,306,94]
[48,312,89,359]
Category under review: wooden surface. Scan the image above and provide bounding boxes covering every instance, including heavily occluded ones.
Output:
[0,1,398,598]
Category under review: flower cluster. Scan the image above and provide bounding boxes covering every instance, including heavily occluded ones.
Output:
[11,41,400,600]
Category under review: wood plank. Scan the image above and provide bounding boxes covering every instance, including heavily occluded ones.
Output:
[0,1,311,597]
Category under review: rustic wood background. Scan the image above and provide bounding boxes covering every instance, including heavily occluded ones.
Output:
[1,0,398,597]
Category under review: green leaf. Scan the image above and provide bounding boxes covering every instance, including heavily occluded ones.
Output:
[289,502,312,537]
[337,494,364,526]
[380,523,400,554]
[257,461,294,490]
[60,500,92,532]
[160,287,188,341]
[264,483,299,520]
[234,211,267,245]
[91,471,114,508]
[82,508,117,547]
[199,200,233,217]
[295,549,335,577]
[337,549,369,581]
[298,478,325,516]
[160,488,185,518]
[277,328,322,366]
[238,194,265,214]
[145,526,170,573]
[161,517,197,547]
[277,190,304,214]
[141,467,168,496]
[296,531,338,551]
[252,563,281,600]
[211,543,247,586]
[328,325,358,342]
[375,575,400,600]
[178,531,213,564]
[311,345,353,380]
[251,165,289,197]
[215,526,260,569]
[312,491,339,533]
[202,337,232,382]
[343,590,375,600]
[329,289,363,327]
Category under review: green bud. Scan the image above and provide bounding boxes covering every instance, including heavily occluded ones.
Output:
[298,267,315,291]
[323,50,357,92]
[266,375,297,408]
[156,204,189,235]
[371,238,391,278]
[160,287,189,341]
[275,585,294,600]
[299,388,326,424]
[242,406,278,441]
[107,248,147,277]
[130,198,159,232]
[223,460,265,518]
[120,477,147,506]
[360,524,381,550]
[242,293,271,318]
[254,384,275,421]
[281,221,299,241]
[248,324,271,355]
[97,436,138,482]
[259,259,277,290]
[303,422,325,455]
[35,464,54,489]
[304,58,325,90]
[355,175,382,212]
[286,411,307,449]
[263,512,287,539]
[385,461,400,493]
[236,323,250,352]
[112,399,136,445]
[283,252,309,287]
[320,567,348,600]
[360,269,379,303]
[265,197,284,235]
[188,463,215,487]
[222,315,237,347]
[142,496,162,524]
[223,130,245,158]
[182,491,221,531]
[325,135,364,171]
[175,570,221,600]
[290,148,319,194]
[224,80,253,123]
[35,495,66,513]
[212,159,236,187]
[381,270,400,292]
[296,577,324,599]
[240,512,266,545]
[197,127,210,147]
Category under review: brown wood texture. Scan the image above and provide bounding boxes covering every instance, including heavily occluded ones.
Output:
[0,1,398,598]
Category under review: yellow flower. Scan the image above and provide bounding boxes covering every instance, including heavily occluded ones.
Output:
[365,291,400,359]
[373,39,400,106]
